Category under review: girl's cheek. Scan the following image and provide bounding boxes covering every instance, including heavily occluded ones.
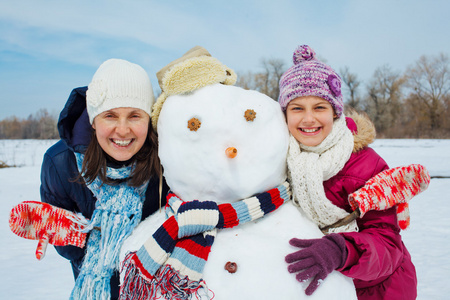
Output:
[285,111,293,123]
[286,112,298,126]
[287,123,298,136]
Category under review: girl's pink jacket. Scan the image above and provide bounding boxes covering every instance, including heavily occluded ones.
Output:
[323,113,417,300]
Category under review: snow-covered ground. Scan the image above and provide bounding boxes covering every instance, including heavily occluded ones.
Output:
[0,139,449,299]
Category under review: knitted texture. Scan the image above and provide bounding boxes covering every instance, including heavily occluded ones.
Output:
[70,152,148,300]
[156,46,211,87]
[349,164,430,229]
[151,47,237,130]
[278,45,344,117]
[286,233,347,295]
[119,182,291,300]
[287,115,357,233]
[86,58,154,123]
[9,201,88,260]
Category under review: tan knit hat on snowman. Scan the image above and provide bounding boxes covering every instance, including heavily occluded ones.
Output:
[151,46,237,129]
[86,58,154,124]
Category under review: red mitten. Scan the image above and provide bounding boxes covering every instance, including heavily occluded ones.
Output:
[9,201,88,260]
[349,164,430,229]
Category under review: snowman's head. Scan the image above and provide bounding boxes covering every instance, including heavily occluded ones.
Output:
[158,83,289,203]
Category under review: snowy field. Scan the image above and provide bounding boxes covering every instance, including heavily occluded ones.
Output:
[0,139,449,299]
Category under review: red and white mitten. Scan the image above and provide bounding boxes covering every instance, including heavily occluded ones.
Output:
[349,164,430,229]
[9,201,89,260]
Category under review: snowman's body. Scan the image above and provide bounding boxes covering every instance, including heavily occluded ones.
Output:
[120,84,356,299]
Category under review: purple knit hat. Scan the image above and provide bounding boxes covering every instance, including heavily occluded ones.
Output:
[278,45,343,116]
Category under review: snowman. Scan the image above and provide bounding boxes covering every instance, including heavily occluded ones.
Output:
[119,47,357,300]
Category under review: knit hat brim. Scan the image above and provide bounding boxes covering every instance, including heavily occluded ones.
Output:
[86,59,154,124]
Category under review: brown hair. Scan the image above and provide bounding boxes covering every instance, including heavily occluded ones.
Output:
[79,122,160,187]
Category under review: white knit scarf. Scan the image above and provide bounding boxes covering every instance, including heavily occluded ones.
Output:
[287,115,358,233]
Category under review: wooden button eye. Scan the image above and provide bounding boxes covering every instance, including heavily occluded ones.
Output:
[187,118,201,131]
[244,109,256,121]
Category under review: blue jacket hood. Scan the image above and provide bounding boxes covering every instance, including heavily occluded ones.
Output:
[57,87,93,153]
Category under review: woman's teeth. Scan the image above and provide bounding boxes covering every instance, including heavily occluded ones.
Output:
[112,139,132,146]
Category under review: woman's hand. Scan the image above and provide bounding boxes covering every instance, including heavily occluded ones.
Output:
[9,201,88,260]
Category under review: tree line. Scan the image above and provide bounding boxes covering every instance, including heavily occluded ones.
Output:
[0,109,59,139]
[1,52,449,139]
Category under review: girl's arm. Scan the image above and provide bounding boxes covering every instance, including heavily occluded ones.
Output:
[338,207,404,281]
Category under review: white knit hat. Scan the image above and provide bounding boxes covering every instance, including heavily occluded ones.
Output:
[86,58,154,124]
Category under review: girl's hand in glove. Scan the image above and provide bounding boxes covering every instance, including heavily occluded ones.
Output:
[285,233,348,295]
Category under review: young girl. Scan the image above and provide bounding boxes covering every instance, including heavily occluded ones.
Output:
[278,45,416,299]
[39,59,169,299]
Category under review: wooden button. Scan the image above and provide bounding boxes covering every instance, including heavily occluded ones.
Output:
[225,261,237,273]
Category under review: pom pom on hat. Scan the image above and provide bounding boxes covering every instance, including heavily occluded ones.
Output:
[293,45,316,64]
[86,59,154,124]
[278,45,344,117]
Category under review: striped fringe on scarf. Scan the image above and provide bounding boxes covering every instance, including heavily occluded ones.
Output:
[119,182,290,300]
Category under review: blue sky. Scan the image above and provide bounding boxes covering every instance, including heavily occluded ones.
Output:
[1,0,449,119]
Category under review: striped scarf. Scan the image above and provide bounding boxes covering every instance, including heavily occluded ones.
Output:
[71,153,148,300]
[119,182,291,300]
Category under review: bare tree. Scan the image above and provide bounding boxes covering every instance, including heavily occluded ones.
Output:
[22,115,39,139]
[0,117,22,139]
[341,67,362,111]
[236,71,257,91]
[405,53,450,136]
[363,65,405,137]
[35,109,58,139]
[260,58,285,100]
[236,58,286,101]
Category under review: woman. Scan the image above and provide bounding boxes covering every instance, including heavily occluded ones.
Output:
[40,58,169,299]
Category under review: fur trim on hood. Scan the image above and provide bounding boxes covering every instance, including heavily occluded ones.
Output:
[346,110,376,153]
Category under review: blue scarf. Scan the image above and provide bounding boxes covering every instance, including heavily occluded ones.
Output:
[71,152,148,300]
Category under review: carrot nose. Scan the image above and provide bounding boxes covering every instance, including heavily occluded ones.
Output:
[225,147,238,159]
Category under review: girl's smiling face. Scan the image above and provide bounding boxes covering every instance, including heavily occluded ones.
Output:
[285,96,336,147]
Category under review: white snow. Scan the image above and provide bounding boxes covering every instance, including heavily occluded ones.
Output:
[1,138,450,299]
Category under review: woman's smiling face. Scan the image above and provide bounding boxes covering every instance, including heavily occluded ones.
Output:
[285,96,335,147]
[92,107,150,161]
